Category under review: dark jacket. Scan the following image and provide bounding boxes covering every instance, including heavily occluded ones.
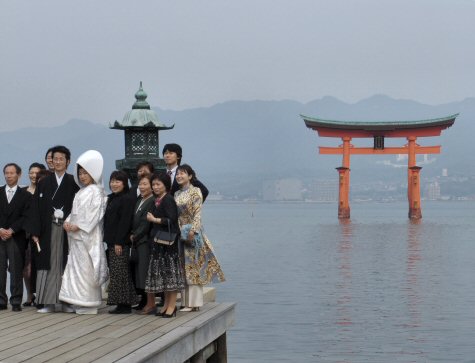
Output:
[29,173,79,270]
[131,196,154,247]
[103,191,134,247]
[148,193,179,241]
[0,186,31,249]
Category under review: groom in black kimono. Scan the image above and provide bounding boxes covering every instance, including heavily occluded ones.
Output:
[30,145,79,313]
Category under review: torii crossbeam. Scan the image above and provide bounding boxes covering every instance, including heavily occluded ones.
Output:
[302,114,457,219]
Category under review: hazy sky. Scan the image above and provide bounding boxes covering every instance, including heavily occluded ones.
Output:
[1,0,474,130]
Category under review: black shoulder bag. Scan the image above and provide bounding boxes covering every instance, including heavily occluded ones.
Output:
[153,219,177,246]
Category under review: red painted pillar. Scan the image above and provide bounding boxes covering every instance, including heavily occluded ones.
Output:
[407,136,417,218]
[336,167,350,219]
[408,166,422,219]
[336,136,352,219]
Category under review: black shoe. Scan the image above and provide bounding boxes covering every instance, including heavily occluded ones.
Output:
[0,304,7,310]
[109,305,131,314]
[155,308,167,317]
[23,296,36,307]
[12,305,22,312]
[139,306,157,315]
[132,300,147,311]
[162,306,177,318]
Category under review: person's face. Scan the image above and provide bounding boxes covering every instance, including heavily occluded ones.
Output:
[163,150,179,167]
[78,167,94,186]
[137,166,152,179]
[45,151,54,170]
[28,167,41,185]
[138,178,152,197]
[152,179,167,196]
[110,178,125,194]
[175,169,192,186]
[4,166,20,187]
[52,152,69,173]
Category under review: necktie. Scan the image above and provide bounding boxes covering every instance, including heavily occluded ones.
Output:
[7,189,14,203]
[167,170,172,180]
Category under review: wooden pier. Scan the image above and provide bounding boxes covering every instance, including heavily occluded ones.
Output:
[0,290,235,363]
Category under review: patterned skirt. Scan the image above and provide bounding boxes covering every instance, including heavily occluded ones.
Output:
[107,247,137,305]
[183,233,226,286]
[145,242,185,293]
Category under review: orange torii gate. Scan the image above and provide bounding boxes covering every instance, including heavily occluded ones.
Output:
[302,114,457,219]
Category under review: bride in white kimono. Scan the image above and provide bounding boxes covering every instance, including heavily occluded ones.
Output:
[59,150,108,314]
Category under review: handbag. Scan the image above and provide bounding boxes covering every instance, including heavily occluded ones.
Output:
[154,219,177,246]
[129,243,138,263]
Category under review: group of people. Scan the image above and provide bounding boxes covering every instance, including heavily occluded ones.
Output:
[0,143,225,317]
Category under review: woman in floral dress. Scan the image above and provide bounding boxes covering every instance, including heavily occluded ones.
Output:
[174,164,225,311]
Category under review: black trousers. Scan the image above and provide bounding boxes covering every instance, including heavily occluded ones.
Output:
[0,237,25,305]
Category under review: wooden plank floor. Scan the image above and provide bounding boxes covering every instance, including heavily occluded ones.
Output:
[0,301,235,363]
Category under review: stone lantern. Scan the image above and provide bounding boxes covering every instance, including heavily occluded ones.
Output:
[110,82,174,183]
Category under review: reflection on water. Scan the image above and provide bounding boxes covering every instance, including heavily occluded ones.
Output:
[335,219,353,363]
[405,220,422,333]
[336,219,353,329]
[204,202,475,362]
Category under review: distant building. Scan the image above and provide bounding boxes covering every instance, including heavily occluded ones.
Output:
[207,192,224,201]
[307,179,338,202]
[442,168,448,177]
[424,181,441,200]
[263,179,303,201]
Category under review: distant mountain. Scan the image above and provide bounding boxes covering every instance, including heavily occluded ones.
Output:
[0,95,473,195]
[156,95,474,189]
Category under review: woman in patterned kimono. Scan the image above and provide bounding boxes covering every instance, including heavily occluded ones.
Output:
[59,150,108,314]
[174,164,225,312]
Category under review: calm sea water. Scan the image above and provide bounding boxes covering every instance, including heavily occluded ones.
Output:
[203,201,475,363]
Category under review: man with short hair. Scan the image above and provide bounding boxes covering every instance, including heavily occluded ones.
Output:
[0,163,31,311]
[162,143,209,201]
[44,147,55,172]
[30,145,80,313]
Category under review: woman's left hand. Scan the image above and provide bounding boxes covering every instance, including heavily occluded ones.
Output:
[187,230,195,242]
[63,222,79,232]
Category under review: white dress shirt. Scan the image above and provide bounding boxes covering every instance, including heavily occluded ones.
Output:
[6,184,18,203]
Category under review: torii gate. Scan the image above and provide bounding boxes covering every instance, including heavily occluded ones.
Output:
[302,114,457,219]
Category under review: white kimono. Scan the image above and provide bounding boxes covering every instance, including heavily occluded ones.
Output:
[59,183,108,307]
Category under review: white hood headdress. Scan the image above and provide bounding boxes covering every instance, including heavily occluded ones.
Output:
[74,150,104,187]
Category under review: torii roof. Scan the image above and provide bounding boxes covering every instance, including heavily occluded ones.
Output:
[300,113,459,132]
[301,113,458,132]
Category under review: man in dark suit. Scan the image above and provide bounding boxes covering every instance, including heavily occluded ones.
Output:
[30,145,80,313]
[0,163,31,311]
[163,143,209,201]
